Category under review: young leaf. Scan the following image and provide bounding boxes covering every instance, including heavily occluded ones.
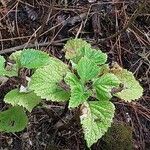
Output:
[65,72,89,108]
[111,67,143,101]
[29,58,70,101]
[0,106,28,132]
[9,51,22,68]
[99,64,110,75]
[4,68,18,77]
[93,73,121,101]
[4,89,41,112]
[85,48,107,65]
[64,38,91,63]
[0,55,6,76]
[80,101,115,147]
[0,56,17,77]
[77,57,100,83]
[20,49,50,69]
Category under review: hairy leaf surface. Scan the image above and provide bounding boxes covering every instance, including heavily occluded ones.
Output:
[0,56,17,77]
[4,89,41,112]
[29,59,70,101]
[85,48,107,65]
[20,49,50,69]
[65,72,89,108]
[80,101,115,147]
[9,51,22,68]
[9,50,22,62]
[64,39,91,63]
[93,73,121,100]
[0,106,28,132]
[77,57,100,83]
[111,67,143,101]
[0,55,6,76]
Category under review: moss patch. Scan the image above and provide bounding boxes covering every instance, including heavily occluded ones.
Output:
[101,123,133,150]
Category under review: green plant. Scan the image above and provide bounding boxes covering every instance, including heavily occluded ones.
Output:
[0,39,143,148]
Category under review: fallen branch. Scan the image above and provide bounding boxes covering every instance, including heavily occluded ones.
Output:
[0,38,69,55]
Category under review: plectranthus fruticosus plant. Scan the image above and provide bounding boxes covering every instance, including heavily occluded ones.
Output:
[0,38,143,148]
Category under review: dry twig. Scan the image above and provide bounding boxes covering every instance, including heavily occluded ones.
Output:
[98,0,147,42]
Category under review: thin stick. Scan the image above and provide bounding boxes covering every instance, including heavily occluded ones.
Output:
[0,38,69,55]
[30,2,53,43]
[98,0,147,42]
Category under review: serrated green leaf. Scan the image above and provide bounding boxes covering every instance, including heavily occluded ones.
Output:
[112,68,143,101]
[85,48,107,65]
[0,55,6,76]
[29,59,70,101]
[0,56,17,77]
[80,101,115,147]
[5,63,18,77]
[64,38,91,63]
[0,106,28,132]
[4,89,41,112]
[20,49,50,69]
[77,57,100,83]
[0,55,5,68]
[4,69,18,77]
[9,51,22,68]
[65,72,89,108]
[93,73,121,101]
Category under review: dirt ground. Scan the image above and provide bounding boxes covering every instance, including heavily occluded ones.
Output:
[0,0,150,150]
